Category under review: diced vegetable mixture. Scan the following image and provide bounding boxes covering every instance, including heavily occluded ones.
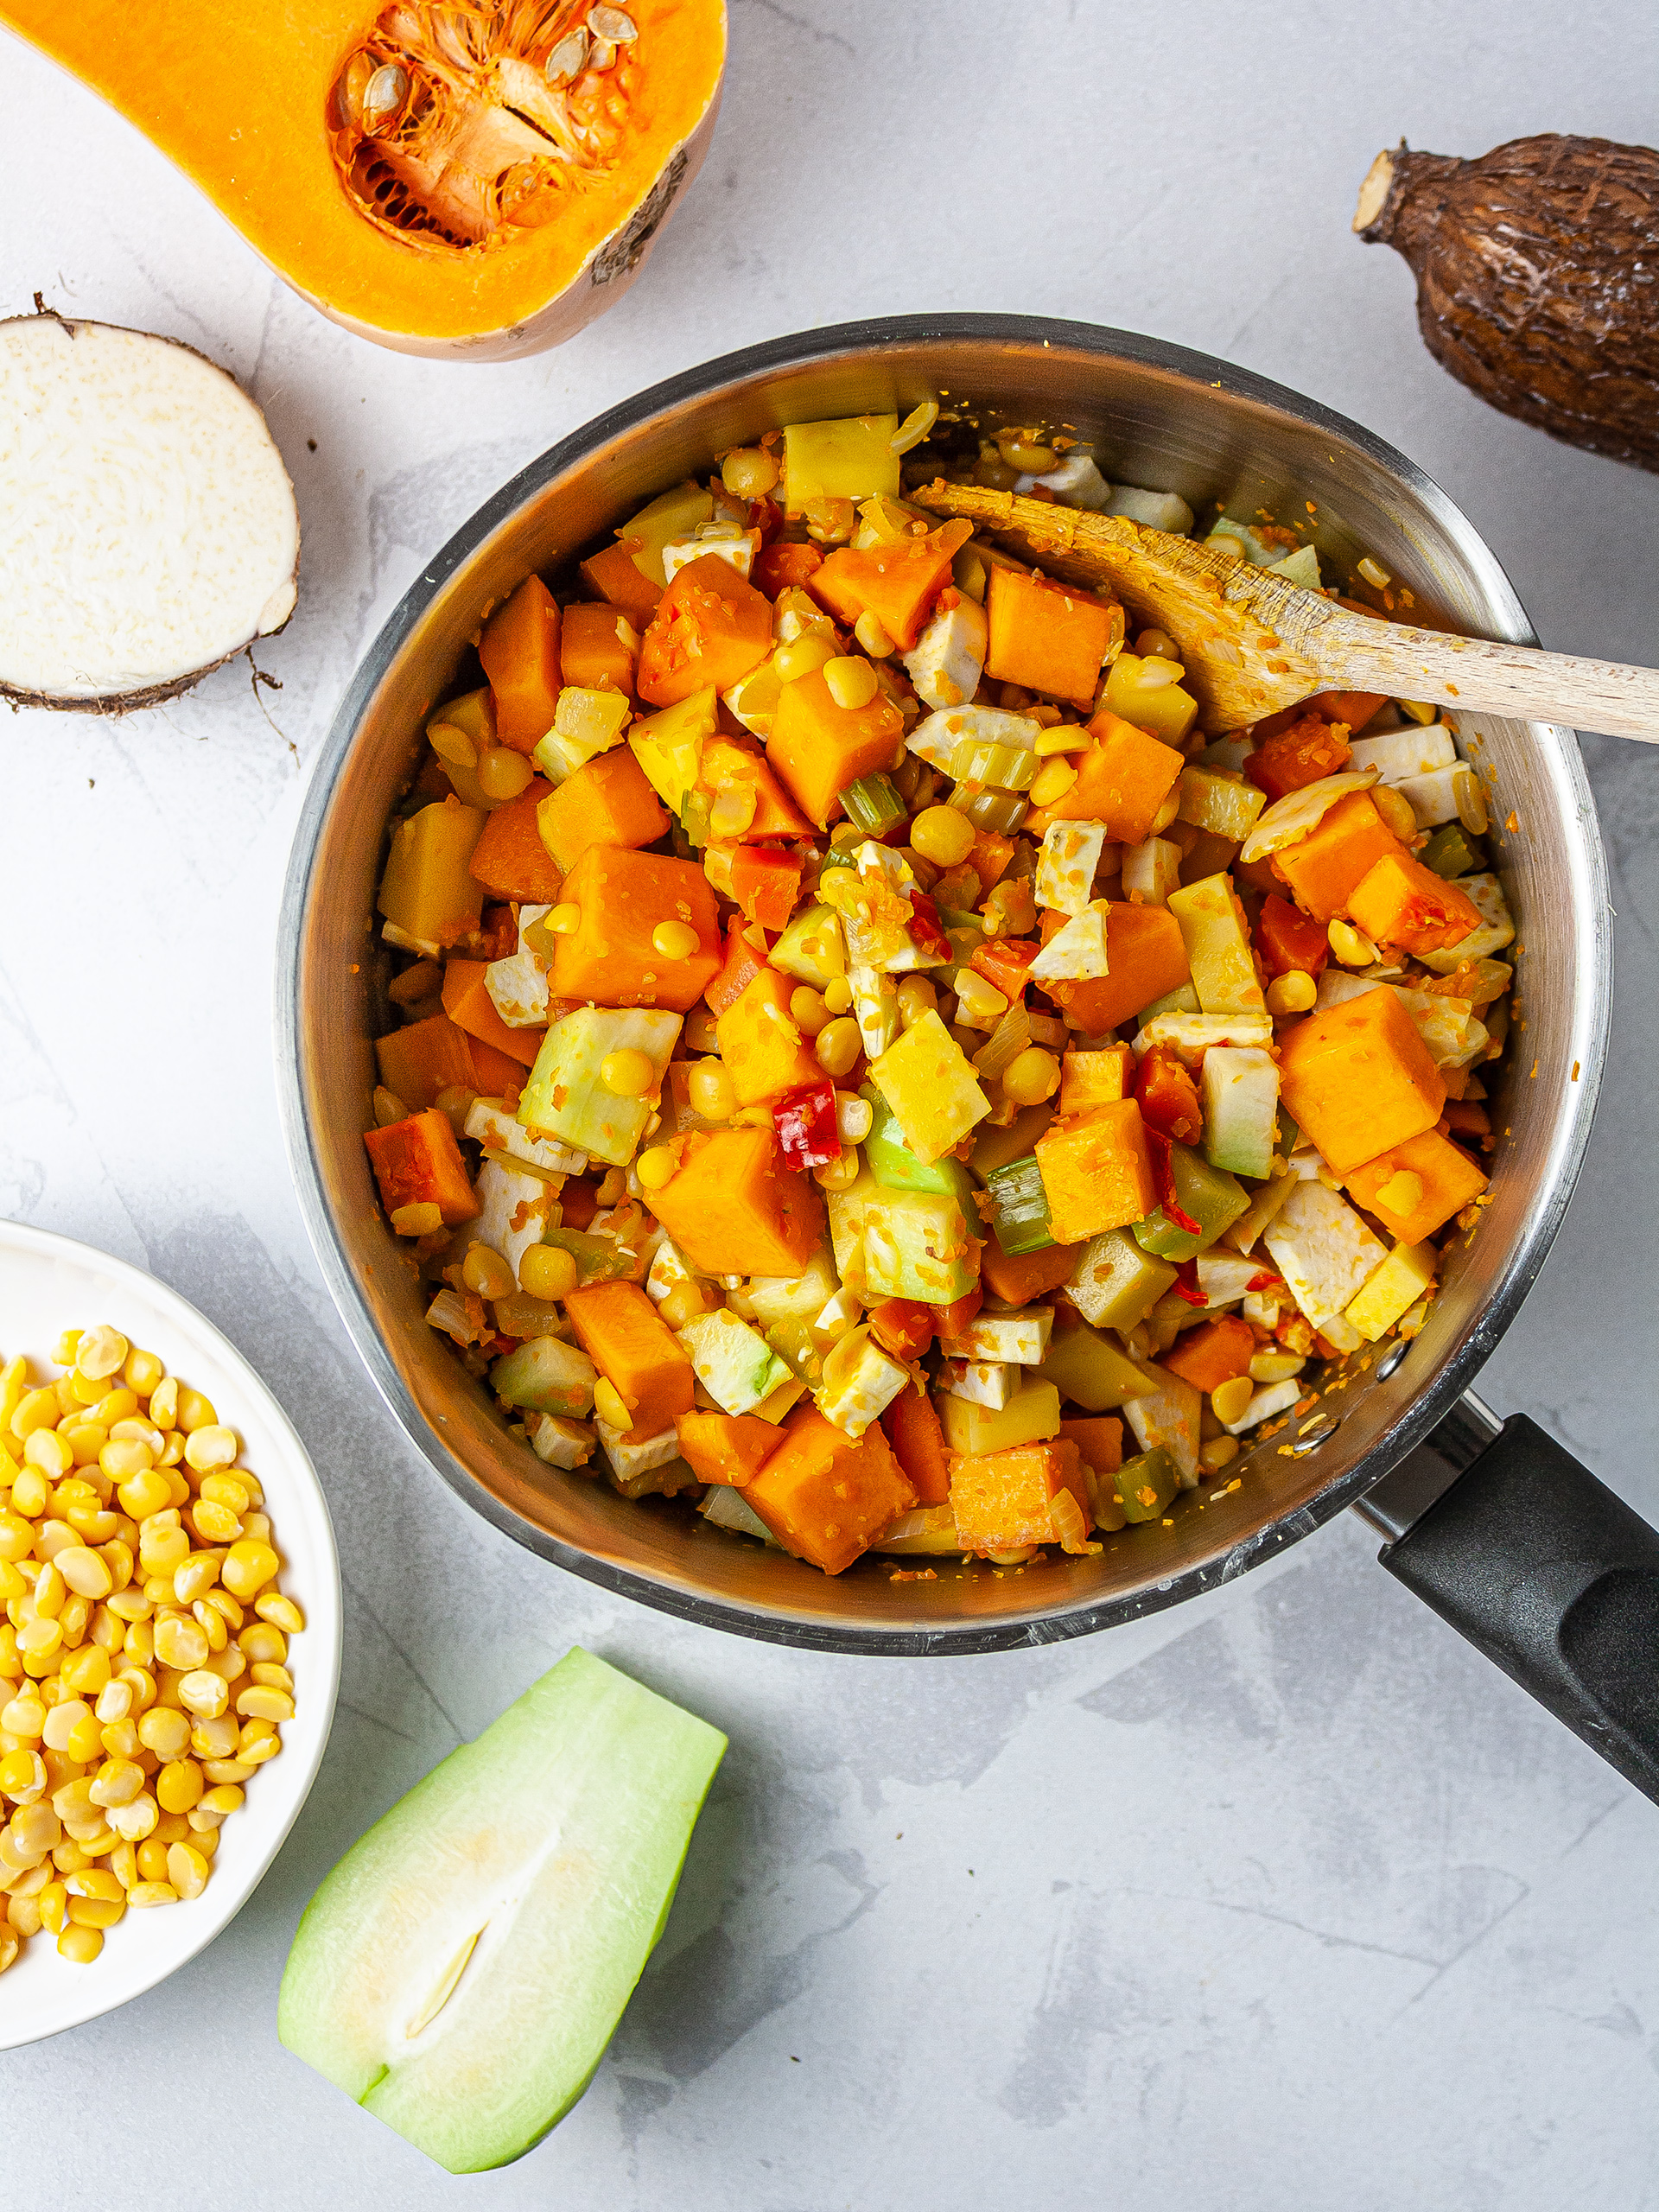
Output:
[365,407,1510,1576]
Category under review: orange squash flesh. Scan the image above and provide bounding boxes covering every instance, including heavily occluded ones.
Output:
[440,957,543,1067]
[979,1240,1079,1307]
[766,669,905,829]
[637,556,772,707]
[1344,1127,1489,1241]
[560,601,638,701]
[985,569,1116,705]
[564,1281,694,1439]
[480,576,561,753]
[535,750,668,875]
[810,523,970,652]
[744,1406,915,1575]
[1272,791,1406,922]
[364,1109,479,1226]
[715,968,823,1107]
[1161,1315,1255,1394]
[579,538,664,626]
[673,1411,783,1488]
[1046,903,1190,1035]
[1278,986,1446,1175]
[550,845,721,1012]
[1,0,729,359]
[881,1389,952,1507]
[1035,1102,1157,1244]
[468,779,563,904]
[646,1127,825,1279]
[950,1440,1090,1554]
[1027,712,1185,844]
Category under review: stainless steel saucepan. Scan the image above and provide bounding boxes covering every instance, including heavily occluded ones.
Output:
[277,315,1659,1800]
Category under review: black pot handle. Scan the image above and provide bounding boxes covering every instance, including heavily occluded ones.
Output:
[1355,1394,1659,1803]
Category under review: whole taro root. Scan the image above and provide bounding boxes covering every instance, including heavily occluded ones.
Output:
[1355,133,1659,473]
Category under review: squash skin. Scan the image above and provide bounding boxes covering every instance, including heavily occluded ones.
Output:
[1,0,727,360]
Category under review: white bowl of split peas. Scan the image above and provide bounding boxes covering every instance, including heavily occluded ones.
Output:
[0,1220,340,2048]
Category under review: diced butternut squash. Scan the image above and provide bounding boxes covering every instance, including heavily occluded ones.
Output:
[440,957,543,1067]
[535,750,668,875]
[648,1127,826,1277]
[577,537,663,626]
[672,1410,783,1487]
[637,554,772,707]
[950,1439,1090,1553]
[985,568,1116,705]
[1344,1126,1489,1241]
[468,778,563,904]
[705,923,768,1017]
[1278,985,1446,1175]
[364,1109,479,1226]
[563,1281,695,1439]
[1059,1417,1127,1531]
[1345,850,1483,957]
[716,966,823,1107]
[967,829,1016,898]
[560,600,639,699]
[479,575,562,754]
[755,541,824,598]
[374,1014,480,1111]
[1035,1101,1157,1244]
[1028,711,1184,845]
[766,666,905,829]
[1244,713,1352,801]
[1160,1314,1255,1393]
[810,522,969,651]
[1058,1046,1133,1116]
[550,846,721,1012]
[1046,903,1190,1035]
[730,845,804,932]
[880,1387,951,1506]
[1272,791,1406,922]
[979,1239,1079,1307]
[744,1403,915,1574]
[378,797,486,952]
[1255,891,1328,979]
[698,734,814,841]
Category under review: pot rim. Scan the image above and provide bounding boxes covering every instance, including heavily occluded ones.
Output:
[276,312,1611,1656]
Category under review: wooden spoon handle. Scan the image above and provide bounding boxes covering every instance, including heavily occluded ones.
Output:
[1306,608,1659,741]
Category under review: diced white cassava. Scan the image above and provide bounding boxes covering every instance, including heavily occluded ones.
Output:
[0,316,299,707]
[472,1158,559,1278]
[485,903,554,1028]
[1027,902,1111,981]
[1345,1240,1439,1340]
[1177,765,1265,842]
[659,527,757,584]
[1103,483,1195,534]
[1167,873,1267,1014]
[1013,454,1112,510]
[1036,820,1106,914]
[645,1238,699,1305]
[1349,723,1457,783]
[1120,837,1182,906]
[1200,1046,1279,1179]
[1394,766,1464,827]
[526,1414,596,1470]
[1262,1181,1388,1333]
[1133,1011,1273,1065]
[596,1421,683,1483]
[1417,874,1516,971]
[940,1306,1053,1366]
[1194,1249,1262,1306]
[814,1327,908,1439]
[1220,1376,1305,1436]
[902,594,988,709]
[1121,1360,1202,1487]
[464,1097,587,1178]
[908,703,1039,771]
[676,1308,792,1417]
[939,1358,1020,1409]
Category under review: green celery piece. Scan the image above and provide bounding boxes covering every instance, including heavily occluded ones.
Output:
[1039,1322,1156,1412]
[839,772,907,836]
[1132,1141,1249,1260]
[1116,1445,1180,1523]
[985,1154,1054,1255]
[1421,823,1485,879]
[861,1084,975,1201]
[542,1227,639,1284]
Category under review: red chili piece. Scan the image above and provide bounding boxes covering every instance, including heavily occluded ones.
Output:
[773,1077,842,1170]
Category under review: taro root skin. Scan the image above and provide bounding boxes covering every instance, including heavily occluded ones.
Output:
[1355,134,1659,474]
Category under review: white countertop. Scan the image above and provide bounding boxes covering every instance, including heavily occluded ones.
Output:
[3,4,1657,2204]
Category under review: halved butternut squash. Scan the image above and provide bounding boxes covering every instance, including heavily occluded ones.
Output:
[3,0,728,359]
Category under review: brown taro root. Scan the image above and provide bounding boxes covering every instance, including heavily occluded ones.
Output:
[1354,135,1659,473]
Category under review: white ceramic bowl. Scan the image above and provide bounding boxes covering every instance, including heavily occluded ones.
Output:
[0,1221,341,2049]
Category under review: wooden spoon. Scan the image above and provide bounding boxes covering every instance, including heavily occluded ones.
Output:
[911,480,1659,739]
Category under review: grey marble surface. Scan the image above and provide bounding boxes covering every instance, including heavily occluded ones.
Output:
[3,3,1657,2204]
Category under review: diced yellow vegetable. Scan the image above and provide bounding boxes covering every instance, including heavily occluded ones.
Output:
[937,1376,1062,1456]
[1345,1239,1439,1340]
[531,687,632,784]
[783,416,901,514]
[1166,873,1266,1016]
[628,688,718,814]
[377,797,486,956]
[1177,764,1266,842]
[868,1009,990,1164]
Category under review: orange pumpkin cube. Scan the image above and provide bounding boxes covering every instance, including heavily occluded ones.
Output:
[810,522,968,651]
[1161,1314,1255,1394]
[1058,1046,1134,1116]
[563,1280,695,1439]
[549,845,721,1012]
[1272,791,1406,921]
[440,957,543,1068]
[364,1109,479,1226]
[374,1014,480,1111]
[535,749,668,875]
[744,1404,916,1574]
[1344,1126,1489,1241]
[479,575,561,753]
[698,734,813,840]
[646,1126,826,1278]
[980,1239,1079,1307]
[468,778,563,904]
[1027,710,1185,845]
[1345,849,1484,956]
[1058,1416,1126,1530]
[766,666,905,828]
[1045,903,1190,1034]
[880,1387,951,1506]
[560,600,639,700]
[985,568,1116,705]
[715,966,823,1106]
[673,1410,783,1487]
[578,537,663,627]
[950,1439,1090,1552]
[1278,985,1446,1175]
[1034,1100,1156,1244]
[637,554,772,707]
